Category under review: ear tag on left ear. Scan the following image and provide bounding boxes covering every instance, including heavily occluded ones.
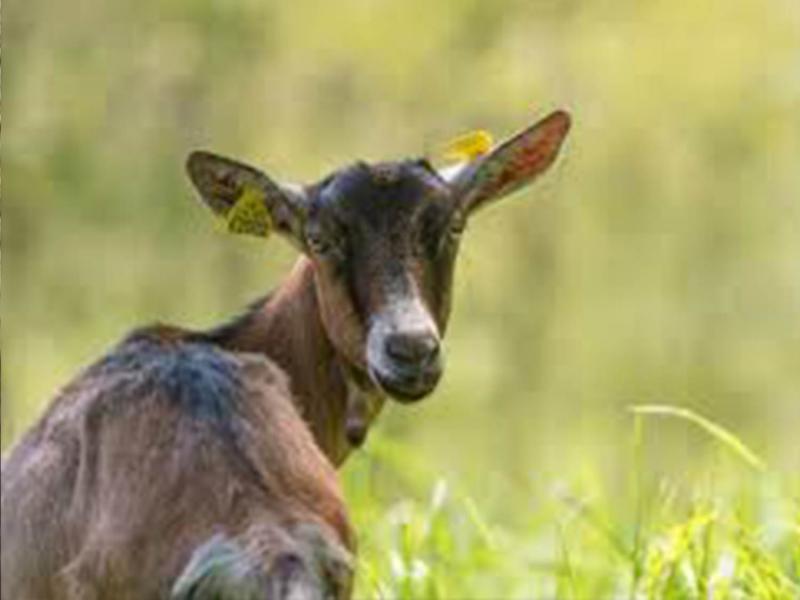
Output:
[224,185,272,238]
[439,129,494,164]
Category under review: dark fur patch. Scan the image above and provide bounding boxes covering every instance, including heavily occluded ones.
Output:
[80,329,277,494]
[312,160,450,226]
[305,160,457,330]
[88,330,244,425]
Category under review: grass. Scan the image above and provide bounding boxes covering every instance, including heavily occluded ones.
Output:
[343,406,800,599]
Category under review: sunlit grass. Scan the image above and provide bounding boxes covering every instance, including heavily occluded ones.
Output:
[345,407,800,599]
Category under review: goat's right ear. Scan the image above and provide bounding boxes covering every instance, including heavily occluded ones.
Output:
[186,151,309,248]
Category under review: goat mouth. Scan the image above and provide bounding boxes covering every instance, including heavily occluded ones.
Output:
[367,362,442,404]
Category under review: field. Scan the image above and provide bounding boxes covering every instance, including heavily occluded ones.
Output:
[3,0,799,598]
[344,409,799,598]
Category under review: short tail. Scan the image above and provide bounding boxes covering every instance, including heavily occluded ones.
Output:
[171,529,351,600]
[171,534,263,599]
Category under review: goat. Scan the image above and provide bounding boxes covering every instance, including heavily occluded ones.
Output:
[1,109,571,598]
[186,109,572,464]
[2,328,353,599]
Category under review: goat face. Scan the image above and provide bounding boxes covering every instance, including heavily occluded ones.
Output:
[186,110,571,404]
[305,160,453,402]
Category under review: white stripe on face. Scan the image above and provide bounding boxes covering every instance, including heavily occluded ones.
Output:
[365,282,443,402]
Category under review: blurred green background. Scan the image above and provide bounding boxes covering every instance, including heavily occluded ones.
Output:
[3,0,799,596]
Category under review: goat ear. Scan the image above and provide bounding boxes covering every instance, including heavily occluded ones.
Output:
[445,110,571,214]
[186,151,309,247]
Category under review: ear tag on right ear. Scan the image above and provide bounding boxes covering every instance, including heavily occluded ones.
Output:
[439,129,494,164]
[224,185,272,238]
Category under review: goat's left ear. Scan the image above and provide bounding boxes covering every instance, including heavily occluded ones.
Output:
[446,110,571,214]
[186,151,309,248]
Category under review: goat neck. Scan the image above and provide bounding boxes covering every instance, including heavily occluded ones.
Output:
[205,257,385,466]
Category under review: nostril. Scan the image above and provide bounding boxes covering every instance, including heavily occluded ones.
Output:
[418,335,439,360]
[385,333,439,366]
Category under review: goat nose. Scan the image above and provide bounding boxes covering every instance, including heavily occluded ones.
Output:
[384,332,439,366]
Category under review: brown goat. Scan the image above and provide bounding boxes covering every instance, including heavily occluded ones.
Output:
[187,109,572,465]
[2,329,353,599]
[1,110,571,599]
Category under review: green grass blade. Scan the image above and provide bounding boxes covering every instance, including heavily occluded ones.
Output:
[629,404,767,472]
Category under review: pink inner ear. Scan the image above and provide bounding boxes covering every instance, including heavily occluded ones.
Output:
[474,110,571,205]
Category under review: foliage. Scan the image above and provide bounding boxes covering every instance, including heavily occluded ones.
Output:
[344,409,799,599]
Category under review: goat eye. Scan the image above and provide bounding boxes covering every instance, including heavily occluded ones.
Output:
[306,229,345,260]
[447,219,466,241]
[306,232,330,254]
[429,219,465,256]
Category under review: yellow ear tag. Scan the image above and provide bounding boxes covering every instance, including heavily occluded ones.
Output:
[440,129,494,164]
[224,185,272,238]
